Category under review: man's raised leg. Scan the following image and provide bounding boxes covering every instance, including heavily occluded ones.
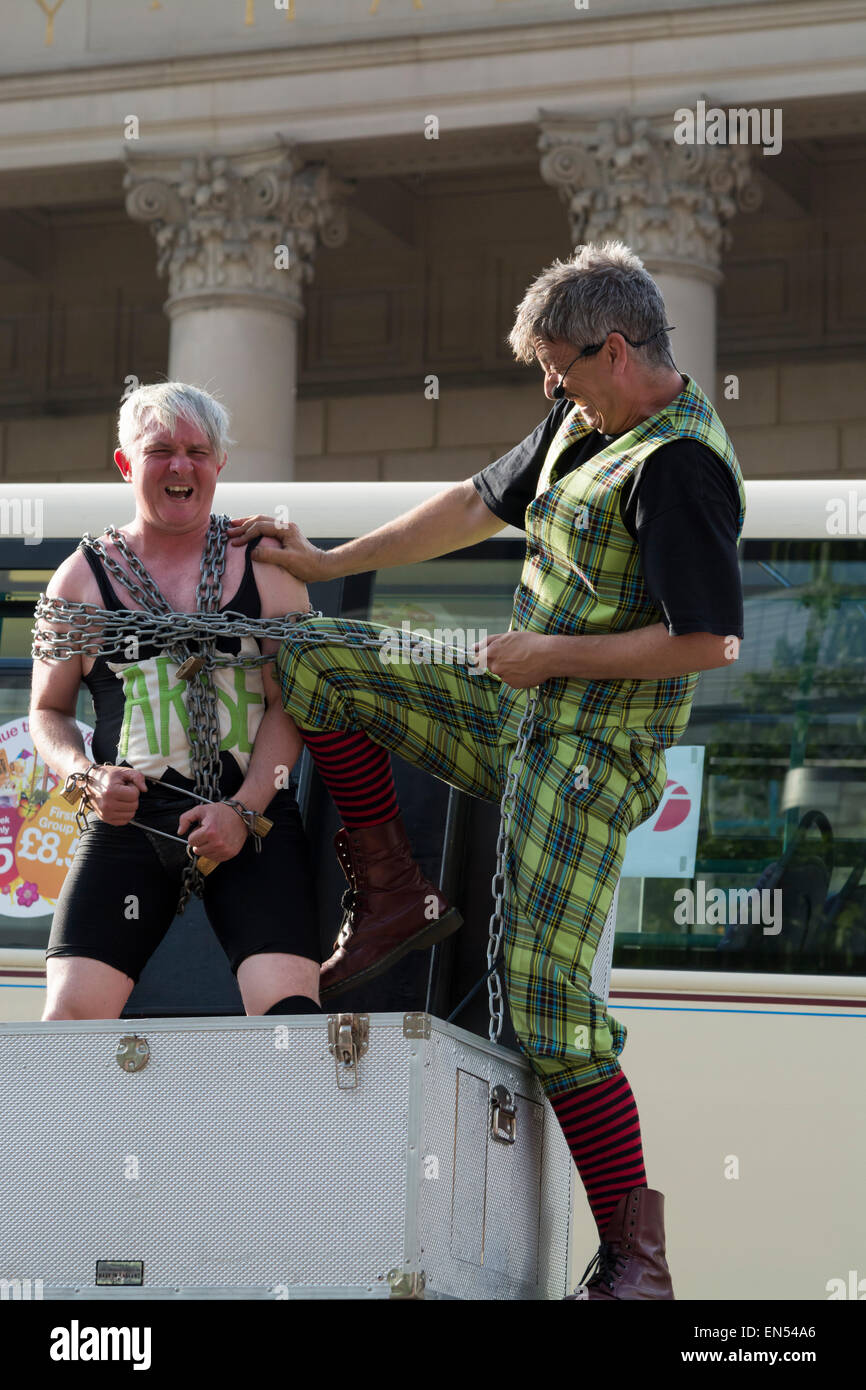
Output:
[276,617,502,996]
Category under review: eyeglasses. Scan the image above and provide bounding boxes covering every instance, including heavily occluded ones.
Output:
[551,326,676,399]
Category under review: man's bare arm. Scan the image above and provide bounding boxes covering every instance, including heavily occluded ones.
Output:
[30,555,98,783]
[476,625,741,690]
[30,555,147,820]
[228,479,507,582]
[232,540,309,811]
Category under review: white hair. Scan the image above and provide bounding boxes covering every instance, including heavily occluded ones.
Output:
[117,381,233,458]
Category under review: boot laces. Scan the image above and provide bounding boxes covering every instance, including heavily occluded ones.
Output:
[335,884,368,948]
[579,1240,627,1292]
[335,889,357,946]
[334,840,367,948]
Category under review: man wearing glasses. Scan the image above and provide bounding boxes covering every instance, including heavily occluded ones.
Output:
[230,240,745,1299]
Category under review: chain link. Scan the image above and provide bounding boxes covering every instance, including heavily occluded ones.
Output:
[78,518,232,910]
[33,605,477,667]
[486,687,537,1042]
[34,519,527,1033]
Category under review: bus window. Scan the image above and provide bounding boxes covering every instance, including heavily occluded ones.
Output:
[0,569,56,659]
[370,548,523,639]
[615,539,866,975]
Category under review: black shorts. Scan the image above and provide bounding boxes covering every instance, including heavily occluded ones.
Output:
[46,789,320,982]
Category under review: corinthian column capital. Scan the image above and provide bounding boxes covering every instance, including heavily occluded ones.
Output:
[538,109,761,284]
[124,141,350,318]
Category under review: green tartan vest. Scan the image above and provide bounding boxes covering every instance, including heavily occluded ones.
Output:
[499,375,746,745]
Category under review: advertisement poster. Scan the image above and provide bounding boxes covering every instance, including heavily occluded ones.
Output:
[0,716,93,919]
[619,744,705,879]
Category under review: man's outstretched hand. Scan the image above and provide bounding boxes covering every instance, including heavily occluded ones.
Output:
[228,515,332,582]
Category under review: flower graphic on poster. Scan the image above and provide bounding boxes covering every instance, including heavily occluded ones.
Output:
[15,881,40,908]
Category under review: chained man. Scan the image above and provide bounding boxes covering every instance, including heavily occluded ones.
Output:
[229,242,746,1299]
[31,382,454,1023]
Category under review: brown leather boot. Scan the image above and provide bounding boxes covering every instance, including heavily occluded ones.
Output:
[566,1188,675,1300]
[320,814,463,999]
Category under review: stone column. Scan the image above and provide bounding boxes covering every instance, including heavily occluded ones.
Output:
[538,111,761,393]
[124,143,349,480]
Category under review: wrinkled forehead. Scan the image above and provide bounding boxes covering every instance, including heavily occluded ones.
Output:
[532,335,580,370]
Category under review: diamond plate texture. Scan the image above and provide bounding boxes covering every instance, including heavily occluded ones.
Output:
[0,1015,572,1299]
[416,1024,572,1299]
[0,1019,410,1291]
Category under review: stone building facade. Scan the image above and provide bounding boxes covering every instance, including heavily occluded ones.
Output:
[0,0,864,485]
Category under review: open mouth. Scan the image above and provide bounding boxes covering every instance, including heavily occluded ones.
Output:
[165,485,194,500]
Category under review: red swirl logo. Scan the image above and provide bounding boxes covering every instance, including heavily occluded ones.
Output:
[653,779,692,832]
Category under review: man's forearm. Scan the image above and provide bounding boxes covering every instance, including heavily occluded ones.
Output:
[545,624,738,680]
[28,709,91,782]
[323,480,504,578]
[235,702,303,814]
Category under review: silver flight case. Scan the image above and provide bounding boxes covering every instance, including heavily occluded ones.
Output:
[0,1011,574,1300]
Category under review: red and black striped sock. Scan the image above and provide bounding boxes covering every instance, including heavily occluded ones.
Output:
[550,1070,648,1238]
[301,729,399,829]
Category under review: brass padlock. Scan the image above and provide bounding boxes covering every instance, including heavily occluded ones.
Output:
[61,780,84,807]
[176,655,205,680]
[186,845,218,876]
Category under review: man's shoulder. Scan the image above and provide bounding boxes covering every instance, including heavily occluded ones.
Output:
[250,537,310,617]
[45,543,104,606]
[631,436,742,520]
[651,436,726,464]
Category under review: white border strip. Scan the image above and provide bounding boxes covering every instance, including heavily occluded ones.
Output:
[2,478,865,544]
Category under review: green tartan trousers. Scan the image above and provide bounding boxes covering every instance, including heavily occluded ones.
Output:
[276,618,667,1099]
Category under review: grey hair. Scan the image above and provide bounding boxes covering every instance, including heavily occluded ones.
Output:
[508,241,673,370]
[117,381,233,458]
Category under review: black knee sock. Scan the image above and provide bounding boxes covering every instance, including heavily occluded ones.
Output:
[264,995,323,1016]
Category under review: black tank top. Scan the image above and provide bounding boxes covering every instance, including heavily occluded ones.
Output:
[80,534,267,805]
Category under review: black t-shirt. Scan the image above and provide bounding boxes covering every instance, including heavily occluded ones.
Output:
[472,397,744,639]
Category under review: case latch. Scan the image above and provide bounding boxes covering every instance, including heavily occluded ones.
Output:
[327,1013,369,1089]
[490,1084,516,1143]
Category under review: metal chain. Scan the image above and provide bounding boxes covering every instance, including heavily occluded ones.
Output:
[33,599,317,664]
[179,516,226,907]
[486,687,537,1042]
[33,605,477,668]
[80,518,232,910]
[34,518,521,1009]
